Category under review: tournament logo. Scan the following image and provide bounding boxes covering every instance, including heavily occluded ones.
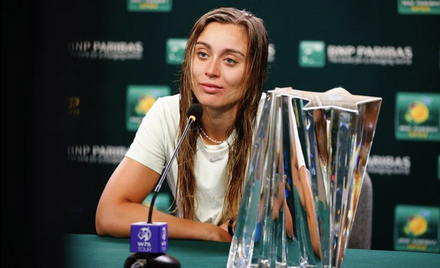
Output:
[127,0,172,12]
[398,0,440,15]
[126,85,171,131]
[166,39,187,65]
[394,205,440,253]
[395,92,440,141]
[405,214,428,236]
[299,41,326,68]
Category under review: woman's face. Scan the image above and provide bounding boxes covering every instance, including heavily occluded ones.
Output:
[192,22,248,111]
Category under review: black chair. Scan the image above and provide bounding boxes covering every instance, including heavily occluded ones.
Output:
[348,172,373,249]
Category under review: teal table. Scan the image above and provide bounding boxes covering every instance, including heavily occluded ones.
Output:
[65,234,440,268]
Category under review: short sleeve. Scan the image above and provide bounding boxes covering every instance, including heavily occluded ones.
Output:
[125,97,169,174]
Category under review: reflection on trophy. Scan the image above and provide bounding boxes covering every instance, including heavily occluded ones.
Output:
[227,87,382,268]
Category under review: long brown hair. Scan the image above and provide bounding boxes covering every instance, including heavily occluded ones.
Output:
[176,7,269,222]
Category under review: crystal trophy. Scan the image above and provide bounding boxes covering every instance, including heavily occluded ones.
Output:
[227,87,382,268]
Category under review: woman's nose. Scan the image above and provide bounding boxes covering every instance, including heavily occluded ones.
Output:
[205,59,220,78]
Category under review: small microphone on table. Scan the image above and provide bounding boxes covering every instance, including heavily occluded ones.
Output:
[124,103,203,268]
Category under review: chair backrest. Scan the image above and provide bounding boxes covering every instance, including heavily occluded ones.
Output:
[348,172,373,249]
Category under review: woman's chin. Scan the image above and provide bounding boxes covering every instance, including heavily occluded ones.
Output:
[197,96,222,108]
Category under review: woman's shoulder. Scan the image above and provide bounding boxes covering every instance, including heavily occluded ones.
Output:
[148,94,181,128]
[152,94,180,114]
[156,93,180,106]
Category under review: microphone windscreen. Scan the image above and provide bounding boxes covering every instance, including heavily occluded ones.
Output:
[187,103,203,122]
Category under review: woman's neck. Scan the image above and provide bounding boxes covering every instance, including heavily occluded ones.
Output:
[200,105,239,143]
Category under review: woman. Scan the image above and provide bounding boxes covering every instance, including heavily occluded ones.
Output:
[95,7,269,242]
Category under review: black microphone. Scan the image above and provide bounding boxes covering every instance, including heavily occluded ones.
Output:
[124,103,203,268]
[148,103,203,224]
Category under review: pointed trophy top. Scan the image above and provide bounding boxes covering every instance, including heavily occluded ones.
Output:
[269,87,382,114]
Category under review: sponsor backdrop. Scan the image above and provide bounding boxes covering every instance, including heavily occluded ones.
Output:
[29,0,440,257]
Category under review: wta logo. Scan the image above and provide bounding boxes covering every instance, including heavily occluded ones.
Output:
[137,227,152,242]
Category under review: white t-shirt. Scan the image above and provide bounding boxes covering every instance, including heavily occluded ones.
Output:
[125,92,305,225]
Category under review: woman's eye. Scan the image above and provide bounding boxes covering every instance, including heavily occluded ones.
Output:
[225,58,237,65]
[197,52,208,58]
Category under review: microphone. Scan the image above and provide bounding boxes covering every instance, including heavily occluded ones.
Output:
[124,103,203,268]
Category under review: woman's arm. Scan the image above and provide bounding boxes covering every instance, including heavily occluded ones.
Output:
[95,156,231,242]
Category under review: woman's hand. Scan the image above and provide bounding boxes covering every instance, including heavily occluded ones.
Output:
[209,221,232,242]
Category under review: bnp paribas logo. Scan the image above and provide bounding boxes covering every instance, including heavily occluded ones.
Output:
[299,41,326,68]
[127,0,172,12]
[166,38,188,65]
[126,85,170,131]
[395,92,440,141]
[394,205,440,253]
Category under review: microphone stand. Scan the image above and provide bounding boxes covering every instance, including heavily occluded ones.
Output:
[148,116,195,224]
[125,114,198,268]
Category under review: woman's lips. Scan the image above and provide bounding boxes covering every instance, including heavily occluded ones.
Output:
[200,83,223,94]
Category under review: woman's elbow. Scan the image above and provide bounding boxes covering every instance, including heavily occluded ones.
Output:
[95,217,105,236]
[95,204,110,236]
